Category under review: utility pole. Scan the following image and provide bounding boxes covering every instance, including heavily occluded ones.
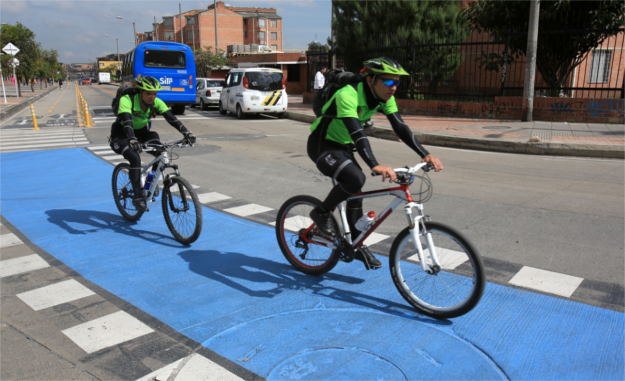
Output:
[522,0,540,122]
[154,16,158,41]
[179,4,185,45]
[331,0,335,69]
[214,0,219,53]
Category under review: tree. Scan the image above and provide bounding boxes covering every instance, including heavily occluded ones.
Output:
[0,22,42,95]
[308,40,329,52]
[193,46,231,78]
[332,0,471,95]
[465,0,625,96]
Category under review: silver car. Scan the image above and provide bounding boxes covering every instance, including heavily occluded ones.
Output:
[194,78,223,110]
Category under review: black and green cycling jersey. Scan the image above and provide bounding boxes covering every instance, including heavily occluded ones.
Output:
[311,81,398,145]
[310,77,429,169]
[110,94,188,140]
[117,94,170,130]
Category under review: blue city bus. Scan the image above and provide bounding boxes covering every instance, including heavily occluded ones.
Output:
[121,41,196,115]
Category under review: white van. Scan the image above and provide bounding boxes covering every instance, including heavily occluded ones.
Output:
[219,68,288,119]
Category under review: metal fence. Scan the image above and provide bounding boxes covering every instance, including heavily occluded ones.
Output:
[310,27,624,102]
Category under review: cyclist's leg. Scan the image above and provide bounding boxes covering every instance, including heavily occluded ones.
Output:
[137,130,161,170]
[111,137,143,202]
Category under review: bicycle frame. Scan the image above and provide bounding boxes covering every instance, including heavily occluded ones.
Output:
[118,144,183,204]
[309,162,442,274]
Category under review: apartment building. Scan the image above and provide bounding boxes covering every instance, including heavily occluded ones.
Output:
[148,2,282,54]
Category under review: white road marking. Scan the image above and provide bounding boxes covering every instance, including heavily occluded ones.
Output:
[0,233,23,248]
[1,138,89,146]
[197,192,232,204]
[0,141,89,151]
[224,204,273,217]
[509,266,584,297]
[364,232,390,246]
[17,279,96,311]
[407,247,469,270]
[0,254,50,278]
[135,353,244,381]
[62,311,154,354]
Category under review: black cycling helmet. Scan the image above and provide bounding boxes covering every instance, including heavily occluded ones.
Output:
[134,76,163,91]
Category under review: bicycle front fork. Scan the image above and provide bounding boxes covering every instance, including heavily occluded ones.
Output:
[404,203,441,274]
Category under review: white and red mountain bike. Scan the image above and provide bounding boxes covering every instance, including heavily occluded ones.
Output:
[275,162,485,319]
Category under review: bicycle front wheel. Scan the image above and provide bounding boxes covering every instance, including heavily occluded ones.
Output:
[389,222,485,319]
[112,163,144,222]
[275,195,340,276]
[162,176,203,244]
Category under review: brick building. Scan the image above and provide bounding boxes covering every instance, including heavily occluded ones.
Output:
[149,2,282,54]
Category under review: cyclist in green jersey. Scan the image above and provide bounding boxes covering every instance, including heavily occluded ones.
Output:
[308,57,443,270]
[109,76,196,212]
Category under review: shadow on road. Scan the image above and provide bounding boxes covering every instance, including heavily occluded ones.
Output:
[45,209,182,248]
[179,249,450,325]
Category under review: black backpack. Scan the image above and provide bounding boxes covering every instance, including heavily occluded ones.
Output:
[111,85,140,118]
[312,69,364,118]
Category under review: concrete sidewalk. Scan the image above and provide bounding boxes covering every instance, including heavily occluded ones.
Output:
[0,83,60,120]
[287,98,624,159]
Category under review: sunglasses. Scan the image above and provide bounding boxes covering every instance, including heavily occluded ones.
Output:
[381,78,401,87]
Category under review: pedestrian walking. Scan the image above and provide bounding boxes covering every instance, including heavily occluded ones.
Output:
[59,77,63,90]
[314,66,327,92]
[10,76,15,86]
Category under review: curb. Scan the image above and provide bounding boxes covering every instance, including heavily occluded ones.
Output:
[285,111,624,159]
[0,86,58,121]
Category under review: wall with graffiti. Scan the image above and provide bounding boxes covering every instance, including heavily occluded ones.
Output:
[395,97,624,124]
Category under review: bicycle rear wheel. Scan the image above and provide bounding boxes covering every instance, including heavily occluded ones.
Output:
[162,176,203,244]
[112,163,144,222]
[275,195,340,276]
[389,222,485,319]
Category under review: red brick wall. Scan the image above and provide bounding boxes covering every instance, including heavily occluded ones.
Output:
[284,64,307,94]
[393,97,624,124]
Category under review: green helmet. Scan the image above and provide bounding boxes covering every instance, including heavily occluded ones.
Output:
[134,76,163,91]
[363,57,409,76]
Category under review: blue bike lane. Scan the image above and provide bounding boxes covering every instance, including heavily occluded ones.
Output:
[1,148,623,380]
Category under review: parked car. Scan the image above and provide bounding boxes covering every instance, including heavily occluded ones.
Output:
[193,78,222,110]
[219,68,287,119]
[82,78,92,85]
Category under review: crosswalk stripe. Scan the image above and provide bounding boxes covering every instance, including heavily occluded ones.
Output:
[0,142,89,151]
[1,134,84,142]
[88,145,111,150]
[0,254,50,278]
[17,279,96,311]
[1,138,88,147]
[1,128,82,134]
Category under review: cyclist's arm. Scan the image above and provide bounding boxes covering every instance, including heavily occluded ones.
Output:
[386,112,430,158]
[161,110,189,134]
[341,117,379,169]
[117,96,136,139]
[155,100,189,134]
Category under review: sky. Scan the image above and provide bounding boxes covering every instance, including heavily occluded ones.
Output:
[1,0,332,63]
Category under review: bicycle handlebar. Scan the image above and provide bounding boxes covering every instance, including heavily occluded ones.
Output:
[371,162,434,177]
[142,139,192,151]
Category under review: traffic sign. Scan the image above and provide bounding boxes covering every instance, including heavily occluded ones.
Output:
[2,43,19,55]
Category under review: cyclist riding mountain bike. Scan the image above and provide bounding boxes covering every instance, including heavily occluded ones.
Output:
[109,76,196,212]
[308,57,443,270]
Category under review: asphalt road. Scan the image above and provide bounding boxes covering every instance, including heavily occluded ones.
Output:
[0,85,625,380]
[79,83,625,296]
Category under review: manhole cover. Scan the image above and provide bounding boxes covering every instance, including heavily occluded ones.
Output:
[199,134,266,141]
[482,126,512,130]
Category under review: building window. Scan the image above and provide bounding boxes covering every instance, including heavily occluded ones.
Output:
[286,64,300,82]
[243,19,248,25]
[271,32,277,40]
[186,17,195,26]
[164,31,174,41]
[271,44,278,50]
[588,50,612,84]
[271,19,277,28]
[244,31,248,39]
[186,30,195,40]
[163,18,173,28]
[258,18,265,28]
[258,31,265,41]
[99,63,104,67]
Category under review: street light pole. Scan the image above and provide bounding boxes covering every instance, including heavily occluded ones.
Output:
[116,16,137,47]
